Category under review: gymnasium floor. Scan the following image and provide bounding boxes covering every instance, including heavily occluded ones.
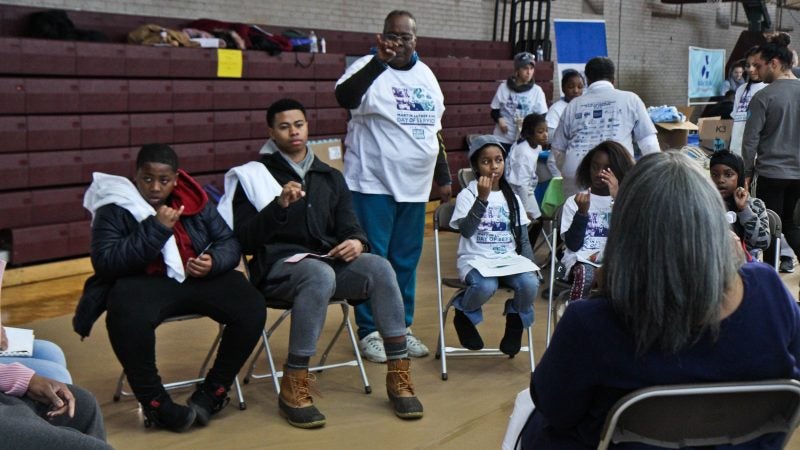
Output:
[4,231,800,449]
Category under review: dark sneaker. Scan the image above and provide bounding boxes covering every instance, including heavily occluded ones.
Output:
[779,257,795,273]
[499,305,524,357]
[142,393,196,432]
[453,309,484,350]
[188,382,230,426]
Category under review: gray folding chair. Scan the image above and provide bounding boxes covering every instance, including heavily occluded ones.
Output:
[598,379,800,449]
[243,298,371,395]
[457,167,475,190]
[113,314,247,410]
[766,208,782,271]
[433,202,536,381]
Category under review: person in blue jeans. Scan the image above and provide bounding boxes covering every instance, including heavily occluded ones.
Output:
[1,318,72,384]
[449,135,539,355]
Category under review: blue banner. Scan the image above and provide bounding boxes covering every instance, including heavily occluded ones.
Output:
[688,46,725,98]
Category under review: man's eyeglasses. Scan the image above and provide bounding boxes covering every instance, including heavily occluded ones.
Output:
[383,33,414,43]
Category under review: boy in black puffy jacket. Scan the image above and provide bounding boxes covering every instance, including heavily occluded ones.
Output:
[82,143,265,431]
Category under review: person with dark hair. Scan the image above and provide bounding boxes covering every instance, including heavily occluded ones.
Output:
[79,143,266,432]
[506,113,558,251]
[742,32,800,272]
[519,151,800,449]
[722,60,747,94]
[709,150,769,258]
[560,140,633,301]
[545,69,585,137]
[227,98,423,429]
[335,10,450,362]
[551,56,659,197]
[490,52,548,150]
[730,46,767,155]
[449,135,539,355]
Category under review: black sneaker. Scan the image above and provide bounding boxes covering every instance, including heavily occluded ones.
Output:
[188,382,230,426]
[780,257,795,273]
[142,393,196,432]
[453,309,484,350]
[499,305,524,357]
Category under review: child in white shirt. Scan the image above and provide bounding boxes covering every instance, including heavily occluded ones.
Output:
[560,141,633,301]
[450,135,540,356]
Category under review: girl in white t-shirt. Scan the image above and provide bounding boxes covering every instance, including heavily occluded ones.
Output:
[506,113,560,253]
[545,69,585,137]
[449,135,540,356]
[560,140,633,301]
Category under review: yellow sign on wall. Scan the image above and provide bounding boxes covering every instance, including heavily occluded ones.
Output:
[217,49,243,78]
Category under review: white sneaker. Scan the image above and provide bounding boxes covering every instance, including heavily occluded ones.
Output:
[358,331,386,363]
[405,328,429,357]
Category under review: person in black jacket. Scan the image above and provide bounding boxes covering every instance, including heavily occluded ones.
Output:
[231,98,423,429]
[84,144,265,432]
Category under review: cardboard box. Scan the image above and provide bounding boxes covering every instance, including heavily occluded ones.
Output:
[309,138,344,172]
[655,121,699,150]
[697,117,733,151]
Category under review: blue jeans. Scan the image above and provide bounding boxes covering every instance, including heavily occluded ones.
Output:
[1,340,72,384]
[350,192,426,339]
[454,269,538,328]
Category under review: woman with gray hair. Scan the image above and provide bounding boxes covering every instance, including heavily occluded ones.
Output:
[518,151,800,449]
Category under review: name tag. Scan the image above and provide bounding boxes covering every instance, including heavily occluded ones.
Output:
[731,111,748,122]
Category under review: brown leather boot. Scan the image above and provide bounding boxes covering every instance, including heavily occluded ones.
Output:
[386,358,423,419]
[278,366,326,428]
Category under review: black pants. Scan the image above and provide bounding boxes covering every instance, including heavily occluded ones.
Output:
[105,271,266,402]
[756,175,800,263]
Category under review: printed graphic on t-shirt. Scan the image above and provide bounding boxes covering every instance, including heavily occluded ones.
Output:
[504,95,533,117]
[571,100,623,160]
[582,210,610,252]
[394,86,436,125]
[476,204,515,255]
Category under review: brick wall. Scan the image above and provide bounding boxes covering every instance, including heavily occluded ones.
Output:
[3,0,799,106]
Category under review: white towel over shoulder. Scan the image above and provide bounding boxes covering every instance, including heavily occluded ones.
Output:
[217,161,282,229]
[83,172,186,282]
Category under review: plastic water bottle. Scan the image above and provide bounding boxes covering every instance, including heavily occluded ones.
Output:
[536,45,544,62]
[320,37,326,54]
[309,30,318,53]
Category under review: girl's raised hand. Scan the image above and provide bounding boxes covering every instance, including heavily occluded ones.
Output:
[477,174,495,202]
[599,168,619,198]
[575,188,591,215]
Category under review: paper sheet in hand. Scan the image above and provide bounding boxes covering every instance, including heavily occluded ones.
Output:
[468,255,539,277]
[0,327,34,357]
[283,253,333,264]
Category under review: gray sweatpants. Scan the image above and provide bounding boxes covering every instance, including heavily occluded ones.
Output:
[0,384,111,450]
[260,253,406,356]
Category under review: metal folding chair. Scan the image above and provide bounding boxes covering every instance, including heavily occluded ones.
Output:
[243,298,371,395]
[766,208,782,271]
[598,379,800,449]
[433,202,536,381]
[113,314,247,410]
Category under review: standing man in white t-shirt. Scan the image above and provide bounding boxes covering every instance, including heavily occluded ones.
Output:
[551,57,659,197]
[335,10,451,362]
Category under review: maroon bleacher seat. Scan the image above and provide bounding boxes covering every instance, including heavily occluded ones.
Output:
[80,114,130,149]
[128,80,173,111]
[0,78,25,114]
[78,79,129,113]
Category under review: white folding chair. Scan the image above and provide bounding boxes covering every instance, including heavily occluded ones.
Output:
[433,202,536,381]
[598,379,800,449]
[113,314,247,410]
[243,298,371,395]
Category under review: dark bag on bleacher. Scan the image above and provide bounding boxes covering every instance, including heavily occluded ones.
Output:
[282,29,310,52]
[27,9,109,42]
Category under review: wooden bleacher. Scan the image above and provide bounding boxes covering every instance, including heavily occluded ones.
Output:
[0,5,553,265]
